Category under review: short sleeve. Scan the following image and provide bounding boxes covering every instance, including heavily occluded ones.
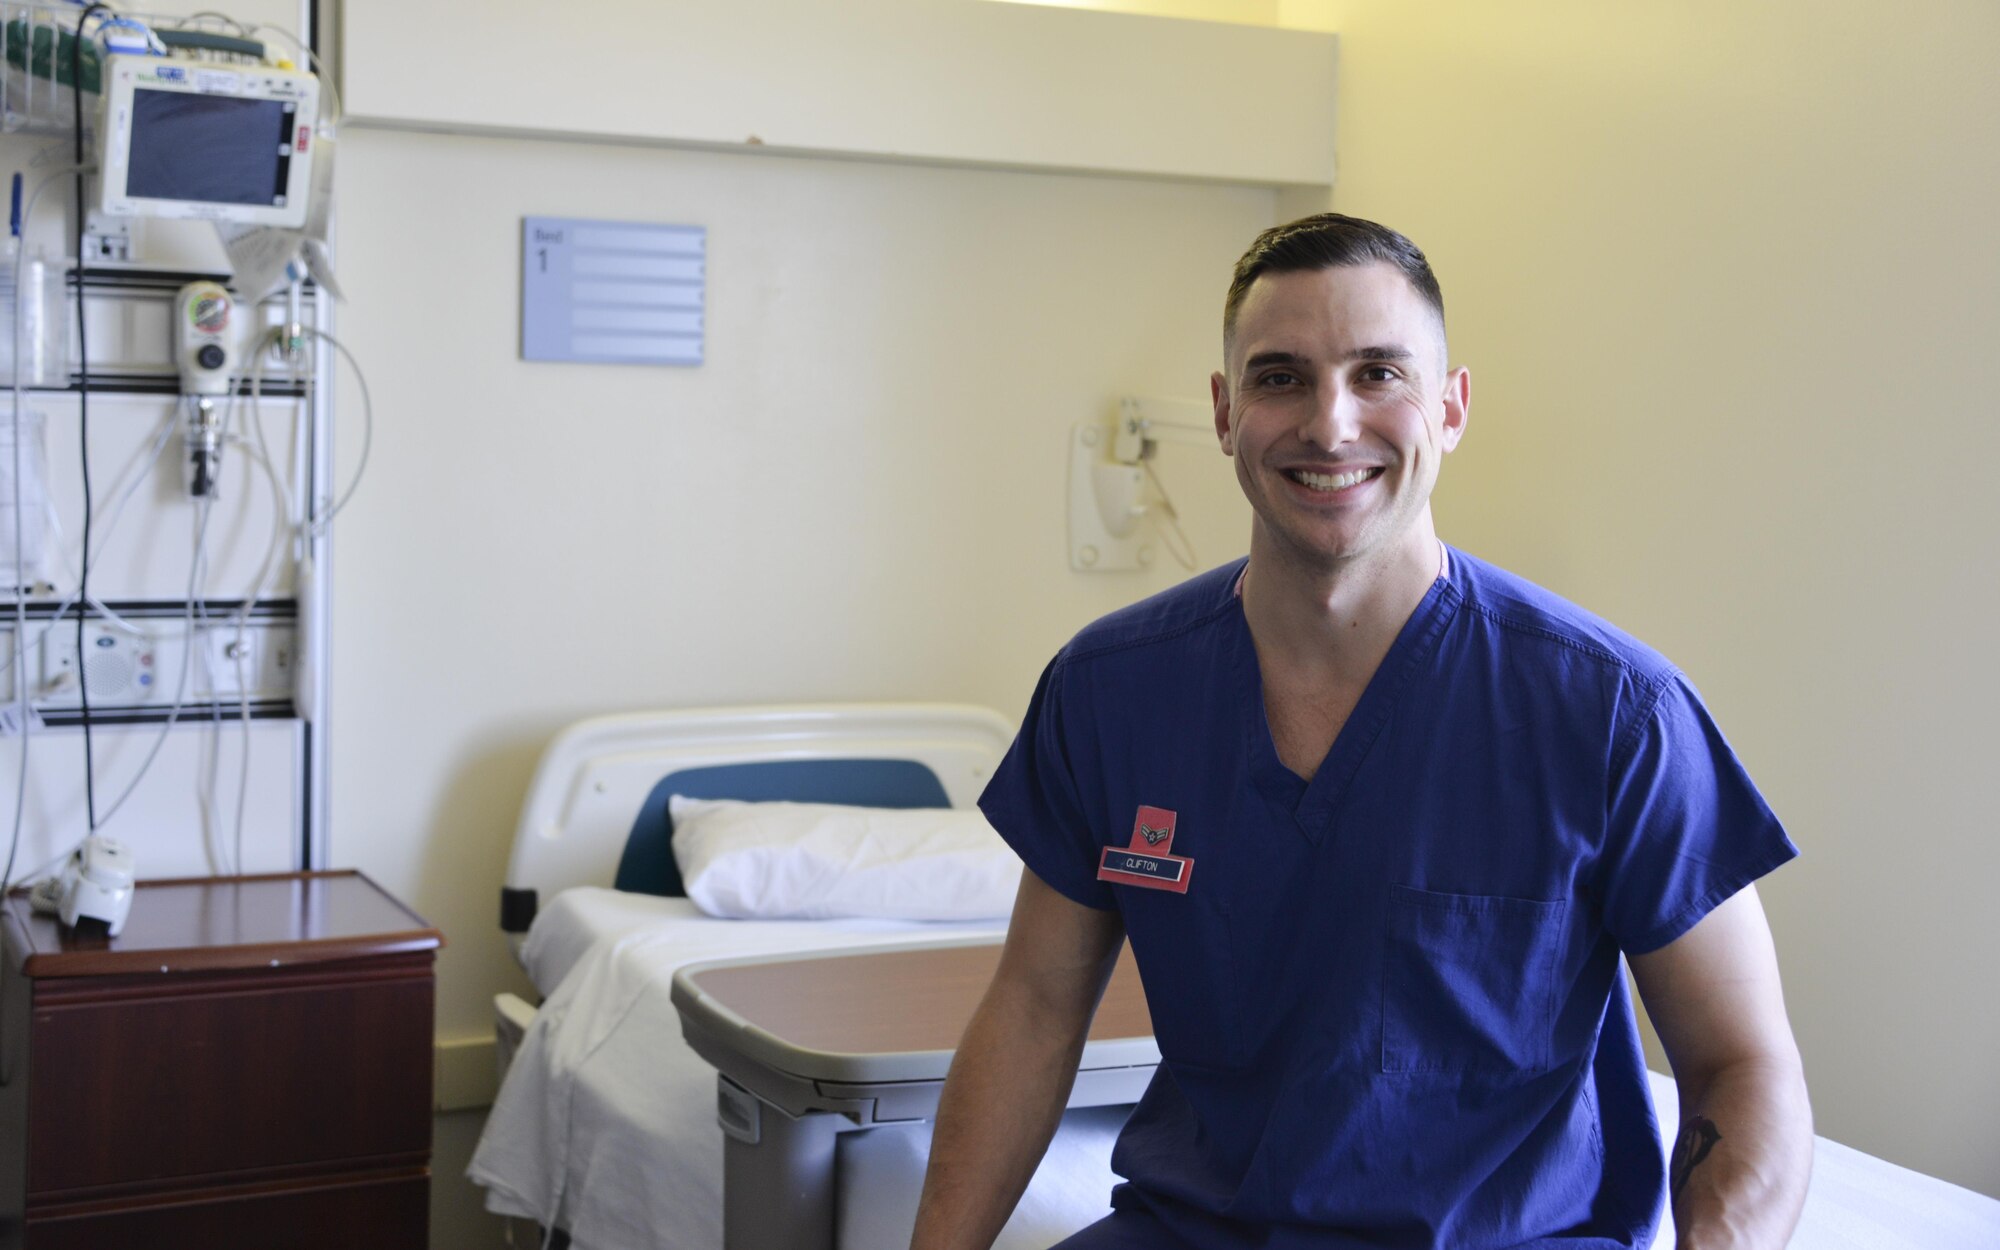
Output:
[978,654,1117,911]
[1599,674,1798,953]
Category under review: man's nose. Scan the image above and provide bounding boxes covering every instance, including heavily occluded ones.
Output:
[1300,384,1361,449]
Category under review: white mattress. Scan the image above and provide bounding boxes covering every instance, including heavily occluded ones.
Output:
[472,888,2000,1250]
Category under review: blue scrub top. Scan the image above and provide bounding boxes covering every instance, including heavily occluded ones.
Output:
[979,550,1797,1250]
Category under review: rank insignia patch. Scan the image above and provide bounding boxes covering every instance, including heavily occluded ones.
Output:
[1097,805,1194,894]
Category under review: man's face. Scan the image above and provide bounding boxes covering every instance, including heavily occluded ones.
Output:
[1212,262,1469,572]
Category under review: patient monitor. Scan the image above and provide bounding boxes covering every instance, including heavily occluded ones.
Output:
[97,53,320,229]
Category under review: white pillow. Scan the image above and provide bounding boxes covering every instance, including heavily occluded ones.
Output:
[668,796,1024,921]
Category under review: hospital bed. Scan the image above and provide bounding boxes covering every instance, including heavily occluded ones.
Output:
[471,703,1133,1249]
[469,702,2000,1250]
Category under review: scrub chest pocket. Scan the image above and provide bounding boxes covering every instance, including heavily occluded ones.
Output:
[1381,885,1567,1074]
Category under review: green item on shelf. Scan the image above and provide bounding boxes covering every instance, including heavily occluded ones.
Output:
[3,19,105,94]
[157,30,265,61]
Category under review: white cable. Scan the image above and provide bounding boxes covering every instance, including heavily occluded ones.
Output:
[232,628,249,873]
[300,327,369,537]
[1141,459,1198,572]
[194,534,221,872]
[93,494,212,829]
[8,490,213,884]
[34,408,179,634]
[21,386,294,651]
[222,426,294,874]
[0,408,176,686]
[5,222,31,898]
[4,396,292,859]
[247,335,309,538]
[198,376,298,873]
[217,367,310,874]
[225,396,299,621]
[173,11,249,36]
[75,344,295,873]
[199,630,220,879]
[190,391,234,875]
[215,427,295,613]
[3,163,86,897]
[1,152,120,892]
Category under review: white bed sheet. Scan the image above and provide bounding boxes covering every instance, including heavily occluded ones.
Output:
[474,888,2000,1250]
[1645,1074,2000,1250]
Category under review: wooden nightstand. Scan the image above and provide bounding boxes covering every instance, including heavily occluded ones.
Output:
[0,871,443,1249]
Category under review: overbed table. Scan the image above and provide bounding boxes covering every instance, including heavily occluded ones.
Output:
[671,937,1156,1250]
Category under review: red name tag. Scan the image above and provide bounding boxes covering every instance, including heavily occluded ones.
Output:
[1097,805,1193,894]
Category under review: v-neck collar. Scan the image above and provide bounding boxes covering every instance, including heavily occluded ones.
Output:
[1232,554,1464,844]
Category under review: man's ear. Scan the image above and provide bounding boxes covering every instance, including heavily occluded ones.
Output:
[1439,366,1470,452]
[1212,371,1234,455]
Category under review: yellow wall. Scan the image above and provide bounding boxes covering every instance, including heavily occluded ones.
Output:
[1330,0,2000,1196]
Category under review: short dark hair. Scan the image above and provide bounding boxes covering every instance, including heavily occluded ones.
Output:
[1222,213,1446,355]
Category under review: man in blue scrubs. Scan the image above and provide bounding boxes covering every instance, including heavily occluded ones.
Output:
[910,215,1811,1250]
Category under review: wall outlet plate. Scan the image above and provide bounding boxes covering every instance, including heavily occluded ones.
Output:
[1068,422,1157,573]
[199,625,295,698]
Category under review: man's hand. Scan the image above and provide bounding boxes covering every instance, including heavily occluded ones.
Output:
[1630,885,1812,1250]
[908,868,1126,1250]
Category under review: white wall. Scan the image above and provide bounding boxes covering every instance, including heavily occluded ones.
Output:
[329,126,1261,1052]
[1328,0,2000,1198]
[342,0,1337,187]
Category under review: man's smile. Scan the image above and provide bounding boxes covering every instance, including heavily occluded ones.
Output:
[1283,465,1386,494]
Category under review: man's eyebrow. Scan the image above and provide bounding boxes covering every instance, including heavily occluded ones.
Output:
[1241,350,1307,373]
[1239,345,1417,374]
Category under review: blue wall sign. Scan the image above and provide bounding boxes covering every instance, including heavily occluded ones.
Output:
[521,216,706,366]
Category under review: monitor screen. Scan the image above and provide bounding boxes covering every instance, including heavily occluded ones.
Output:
[125,89,295,208]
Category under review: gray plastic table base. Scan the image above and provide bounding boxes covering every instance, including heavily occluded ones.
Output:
[698,1045,1156,1250]
[672,943,1158,1250]
[720,1083,846,1250]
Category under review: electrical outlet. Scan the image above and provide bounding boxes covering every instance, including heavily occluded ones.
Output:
[203,629,258,696]
[198,625,295,699]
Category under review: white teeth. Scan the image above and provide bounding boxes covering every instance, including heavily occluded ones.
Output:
[1289,467,1378,491]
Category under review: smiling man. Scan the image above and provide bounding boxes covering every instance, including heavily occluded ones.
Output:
[911,214,1811,1250]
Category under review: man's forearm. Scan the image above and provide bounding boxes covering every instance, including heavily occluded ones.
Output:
[909,975,1095,1250]
[1670,1056,1812,1250]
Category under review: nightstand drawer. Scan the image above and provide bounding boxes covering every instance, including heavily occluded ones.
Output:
[26,1168,428,1249]
[27,960,434,1196]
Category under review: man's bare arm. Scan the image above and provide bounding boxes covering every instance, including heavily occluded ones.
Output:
[1629,885,1812,1250]
[909,868,1126,1250]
